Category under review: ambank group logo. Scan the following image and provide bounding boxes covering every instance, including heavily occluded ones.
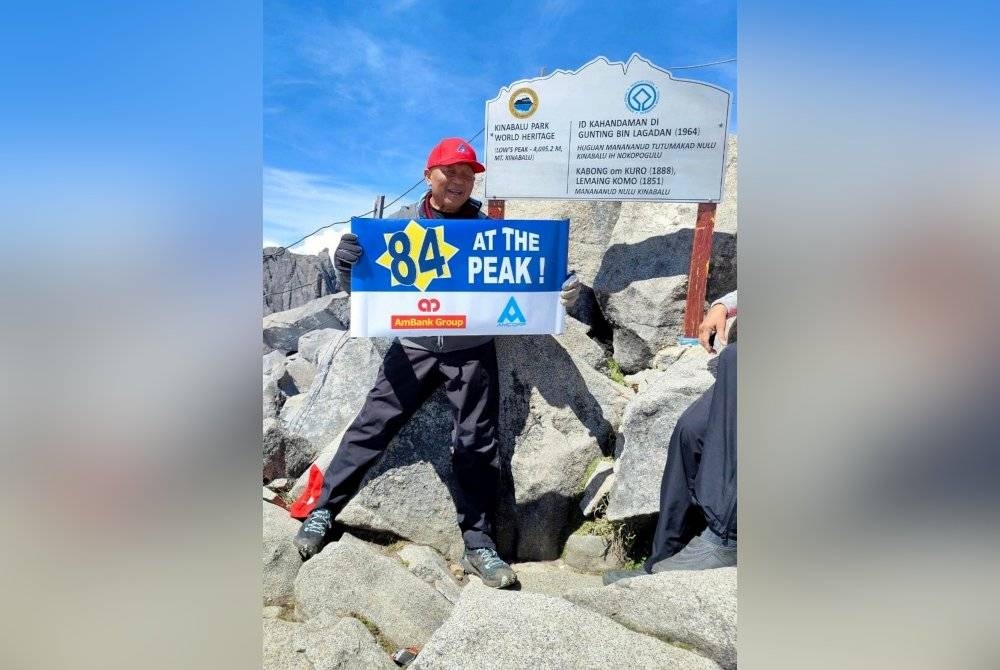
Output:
[508,87,538,119]
[625,81,659,114]
[391,296,467,330]
[497,297,527,327]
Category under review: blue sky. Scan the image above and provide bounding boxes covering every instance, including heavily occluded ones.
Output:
[264,0,736,251]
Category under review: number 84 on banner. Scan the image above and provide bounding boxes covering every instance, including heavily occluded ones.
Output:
[374,220,459,292]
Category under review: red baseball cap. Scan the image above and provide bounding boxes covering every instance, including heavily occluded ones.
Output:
[426,137,485,173]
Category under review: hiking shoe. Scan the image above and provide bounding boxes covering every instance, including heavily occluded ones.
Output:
[601,568,650,585]
[293,508,333,560]
[461,547,518,589]
[650,535,737,572]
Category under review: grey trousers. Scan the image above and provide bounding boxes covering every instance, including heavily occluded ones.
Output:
[314,339,500,550]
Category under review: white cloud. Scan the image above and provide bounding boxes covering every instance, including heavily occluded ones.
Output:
[263,166,375,250]
[295,23,487,121]
[290,227,346,256]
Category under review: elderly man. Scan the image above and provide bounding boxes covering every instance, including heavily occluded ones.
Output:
[294,138,581,589]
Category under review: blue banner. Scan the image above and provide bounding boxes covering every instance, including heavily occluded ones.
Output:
[351,218,568,293]
[349,218,570,337]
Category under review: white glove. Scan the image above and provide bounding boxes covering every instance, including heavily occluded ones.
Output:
[560,272,581,308]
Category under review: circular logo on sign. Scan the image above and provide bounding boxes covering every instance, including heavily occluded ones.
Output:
[508,87,539,119]
[625,81,659,114]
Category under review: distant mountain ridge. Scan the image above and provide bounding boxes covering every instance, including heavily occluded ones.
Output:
[262,247,339,316]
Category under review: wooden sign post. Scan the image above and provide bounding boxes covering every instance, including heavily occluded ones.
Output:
[487,199,505,220]
[682,202,717,338]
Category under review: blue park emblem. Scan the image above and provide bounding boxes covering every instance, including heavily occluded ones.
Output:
[497,297,527,326]
[625,81,659,114]
[508,87,538,119]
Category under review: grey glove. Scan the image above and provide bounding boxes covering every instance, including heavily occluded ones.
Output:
[560,272,581,308]
[334,232,363,293]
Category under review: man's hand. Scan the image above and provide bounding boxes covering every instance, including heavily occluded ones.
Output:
[333,233,363,293]
[560,272,581,308]
[334,233,363,271]
[698,303,729,353]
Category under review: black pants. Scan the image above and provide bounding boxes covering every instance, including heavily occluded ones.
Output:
[315,340,501,550]
[646,343,737,569]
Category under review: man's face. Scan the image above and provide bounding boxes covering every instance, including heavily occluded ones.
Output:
[425,163,476,213]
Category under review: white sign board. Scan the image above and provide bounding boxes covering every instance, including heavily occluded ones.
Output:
[484,54,730,202]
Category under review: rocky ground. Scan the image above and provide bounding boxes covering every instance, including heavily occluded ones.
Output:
[262,137,738,668]
[264,501,735,670]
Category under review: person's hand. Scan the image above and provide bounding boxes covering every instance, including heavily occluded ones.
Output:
[334,233,363,272]
[560,272,581,308]
[698,303,729,353]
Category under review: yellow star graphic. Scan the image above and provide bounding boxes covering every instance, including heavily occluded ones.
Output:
[375,220,459,292]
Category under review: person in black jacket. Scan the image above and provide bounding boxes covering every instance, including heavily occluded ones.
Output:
[604,295,737,584]
[294,138,581,589]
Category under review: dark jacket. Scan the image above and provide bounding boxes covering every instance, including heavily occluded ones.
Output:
[343,192,495,354]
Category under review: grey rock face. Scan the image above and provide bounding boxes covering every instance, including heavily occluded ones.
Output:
[278,393,307,423]
[263,350,288,382]
[611,327,657,375]
[507,560,604,597]
[398,544,464,604]
[292,613,397,670]
[708,231,738,307]
[296,328,346,366]
[263,379,282,423]
[263,424,318,482]
[553,307,610,370]
[281,331,385,449]
[651,344,687,370]
[708,137,739,300]
[338,458,465,562]
[268,477,291,491]
[502,200,622,285]
[263,247,339,316]
[593,207,698,373]
[562,533,622,573]
[262,501,303,606]
[265,349,313,397]
[283,355,316,395]
[263,294,351,353]
[715,136,738,236]
[263,618,311,670]
[509,430,599,560]
[262,421,285,482]
[606,347,716,521]
[579,460,615,517]
[496,335,630,560]
[409,581,720,670]
[294,535,453,649]
[623,367,662,395]
[565,567,738,670]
